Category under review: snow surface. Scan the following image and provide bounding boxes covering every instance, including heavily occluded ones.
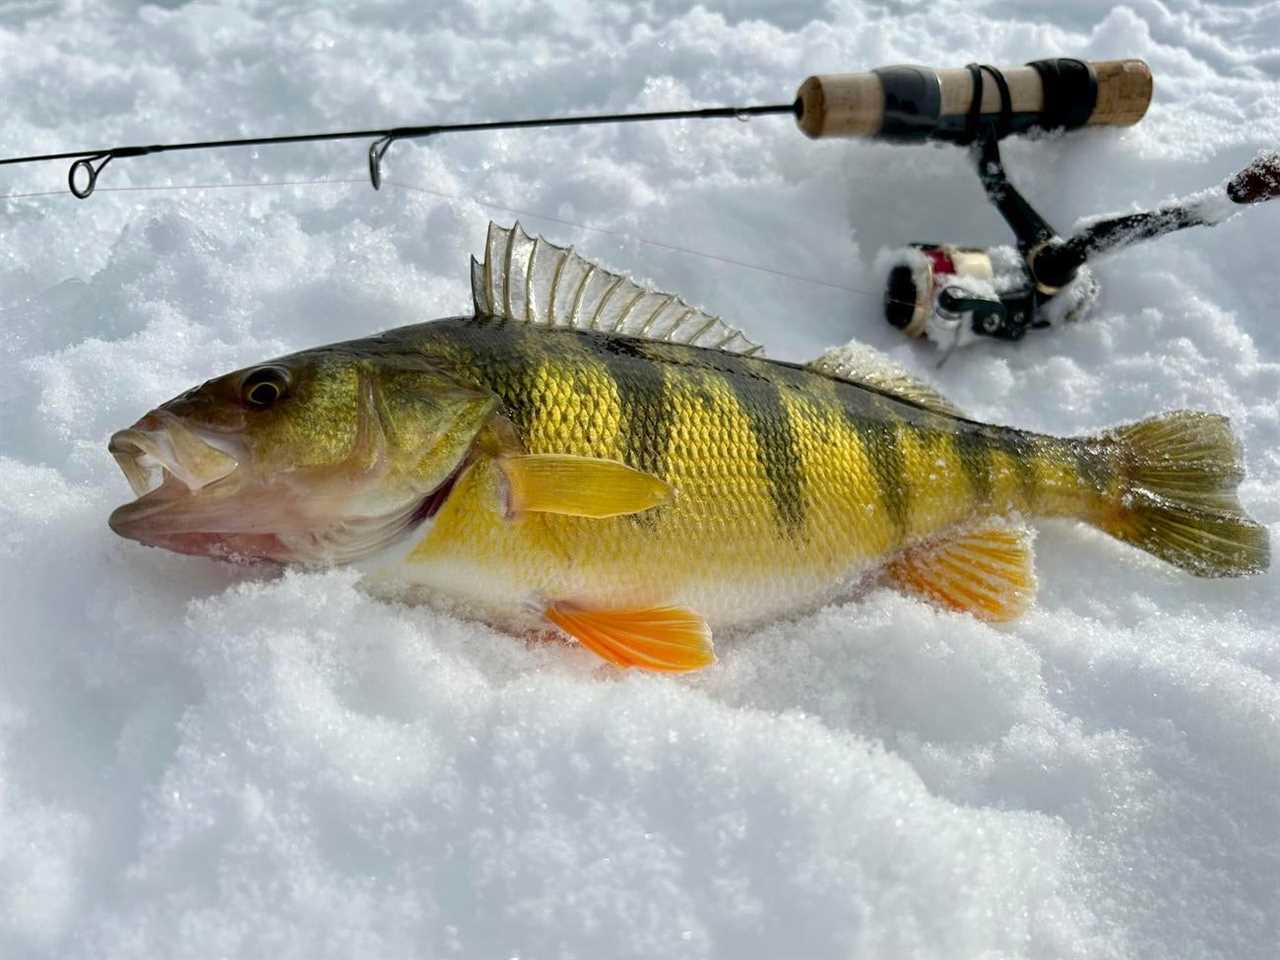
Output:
[2,1,1279,957]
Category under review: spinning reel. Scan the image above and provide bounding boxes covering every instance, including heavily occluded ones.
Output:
[882,132,1280,353]
[796,58,1280,352]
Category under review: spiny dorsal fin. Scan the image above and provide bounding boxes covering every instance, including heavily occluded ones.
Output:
[808,341,962,417]
[470,222,765,357]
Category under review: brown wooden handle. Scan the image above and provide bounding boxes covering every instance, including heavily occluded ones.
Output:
[796,58,1152,140]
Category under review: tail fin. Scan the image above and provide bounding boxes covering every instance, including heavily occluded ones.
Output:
[1088,411,1268,577]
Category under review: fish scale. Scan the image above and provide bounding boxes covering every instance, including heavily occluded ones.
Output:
[401,317,1056,626]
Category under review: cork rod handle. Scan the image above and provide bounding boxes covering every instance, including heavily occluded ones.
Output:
[795,59,1152,140]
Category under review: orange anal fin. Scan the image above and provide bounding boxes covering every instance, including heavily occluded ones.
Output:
[886,524,1037,622]
[545,604,715,673]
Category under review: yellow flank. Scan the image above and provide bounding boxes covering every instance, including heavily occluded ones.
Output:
[895,425,976,539]
[776,388,900,560]
[407,341,1053,622]
[989,446,1033,514]
[523,347,627,460]
[411,358,880,617]
[660,366,792,554]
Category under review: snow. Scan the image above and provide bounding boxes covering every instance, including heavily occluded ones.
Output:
[1,1,1278,957]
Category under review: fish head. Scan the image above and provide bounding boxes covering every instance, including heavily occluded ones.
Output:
[108,343,497,565]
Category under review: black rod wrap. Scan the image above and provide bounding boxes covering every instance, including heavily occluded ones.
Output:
[875,58,1101,145]
[1027,58,1098,131]
[873,67,943,141]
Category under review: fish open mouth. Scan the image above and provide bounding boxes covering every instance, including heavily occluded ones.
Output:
[107,413,262,557]
[109,413,240,500]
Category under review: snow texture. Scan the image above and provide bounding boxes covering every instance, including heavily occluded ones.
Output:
[2,2,1279,958]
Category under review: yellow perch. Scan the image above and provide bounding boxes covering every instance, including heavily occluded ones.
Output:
[108,223,1269,671]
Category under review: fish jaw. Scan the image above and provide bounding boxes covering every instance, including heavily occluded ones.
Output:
[113,529,291,564]
[108,412,298,563]
[107,472,294,564]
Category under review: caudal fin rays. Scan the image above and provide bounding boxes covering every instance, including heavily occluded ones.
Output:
[1087,411,1268,577]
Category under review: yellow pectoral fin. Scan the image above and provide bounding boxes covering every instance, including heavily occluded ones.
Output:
[886,523,1037,622]
[500,454,671,519]
[546,604,716,672]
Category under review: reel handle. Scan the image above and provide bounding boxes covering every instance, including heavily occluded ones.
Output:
[1031,150,1280,289]
[796,58,1151,141]
[1227,151,1280,203]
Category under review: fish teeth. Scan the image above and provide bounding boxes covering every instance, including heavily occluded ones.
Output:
[109,422,239,499]
[110,440,161,497]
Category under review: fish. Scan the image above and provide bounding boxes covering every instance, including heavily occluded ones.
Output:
[107,222,1270,672]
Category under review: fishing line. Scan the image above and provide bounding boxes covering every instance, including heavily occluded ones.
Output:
[0,177,369,201]
[0,169,917,310]
[379,178,891,300]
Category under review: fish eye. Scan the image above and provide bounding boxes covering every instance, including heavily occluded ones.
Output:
[241,366,290,408]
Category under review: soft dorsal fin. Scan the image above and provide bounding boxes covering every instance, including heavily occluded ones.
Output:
[807,342,963,417]
[470,222,765,356]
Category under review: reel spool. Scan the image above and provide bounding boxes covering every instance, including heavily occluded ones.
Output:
[883,243,1097,349]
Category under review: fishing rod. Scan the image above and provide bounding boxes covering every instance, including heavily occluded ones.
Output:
[0,104,797,199]
[0,57,1149,198]
[3,56,1275,354]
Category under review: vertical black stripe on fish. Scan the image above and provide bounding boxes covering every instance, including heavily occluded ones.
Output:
[462,320,545,443]
[708,353,807,540]
[951,430,993,507]
[1071,436,1114,496]
[592,336,673,478]
[855,419,906,542]
[990,430,1039,509]
[829,381,921,542]
[591,336,674,526]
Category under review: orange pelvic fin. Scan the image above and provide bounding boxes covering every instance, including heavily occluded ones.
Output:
[545,603,715,672]
[886,523,1037,622]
